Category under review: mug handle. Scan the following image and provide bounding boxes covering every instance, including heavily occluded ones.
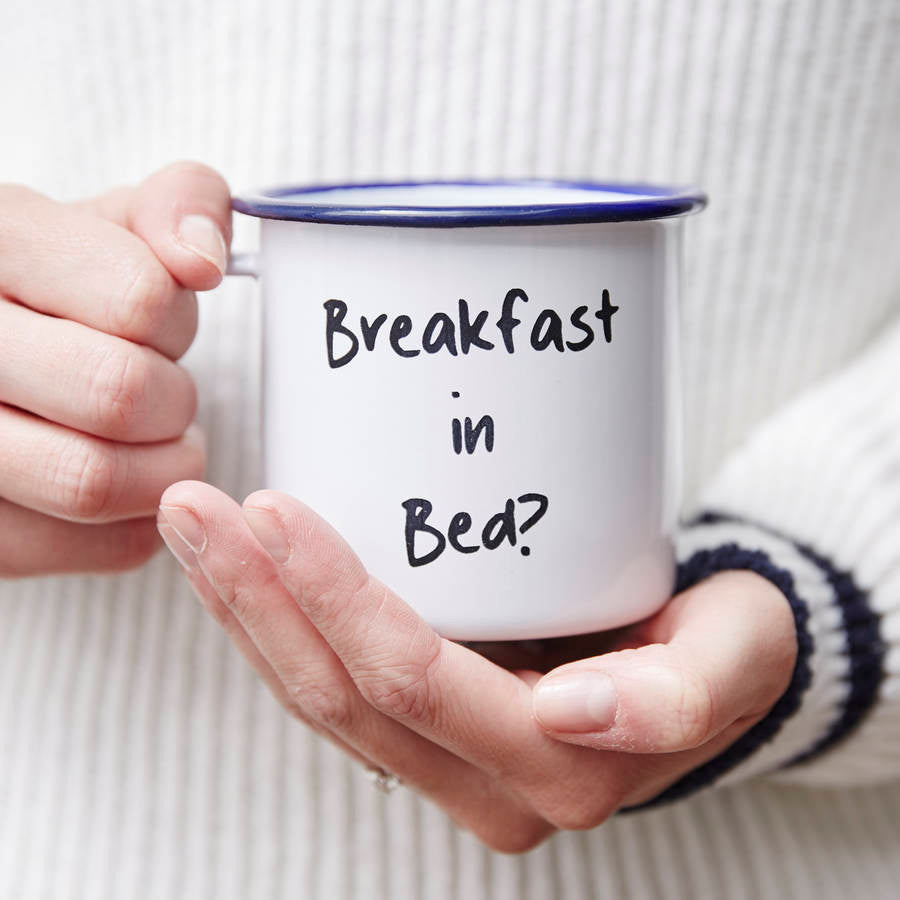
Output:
[226,251,260,278]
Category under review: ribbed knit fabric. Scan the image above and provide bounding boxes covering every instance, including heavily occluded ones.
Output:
[2,0,900,897]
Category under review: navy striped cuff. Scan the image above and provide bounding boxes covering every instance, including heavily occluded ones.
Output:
[621,512,884,811]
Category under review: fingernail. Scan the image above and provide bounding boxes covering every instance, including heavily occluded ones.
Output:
[243,506,291,564]
[159,505,207,554]
[533,673,618,733]
[157,520,200,573]
[177,214,226,274]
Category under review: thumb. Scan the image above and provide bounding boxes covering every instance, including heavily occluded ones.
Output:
[532,571,797,753]
[127,160,232,290]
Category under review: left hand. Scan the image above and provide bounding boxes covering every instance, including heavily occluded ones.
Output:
[157,481,797,853]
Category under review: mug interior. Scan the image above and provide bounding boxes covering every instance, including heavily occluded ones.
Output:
[275,183,661,207]
[232,179,707,226]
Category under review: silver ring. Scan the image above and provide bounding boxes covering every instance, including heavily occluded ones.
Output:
[365,765,401,794]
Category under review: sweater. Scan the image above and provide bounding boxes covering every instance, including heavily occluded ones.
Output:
[1,0,899,897]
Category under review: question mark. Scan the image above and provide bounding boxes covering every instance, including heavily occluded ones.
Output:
[516,493,549,556]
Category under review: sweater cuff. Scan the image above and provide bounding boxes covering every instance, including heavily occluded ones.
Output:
[627,511,884,809]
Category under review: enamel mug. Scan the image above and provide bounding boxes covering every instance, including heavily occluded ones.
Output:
[229,181,706,640]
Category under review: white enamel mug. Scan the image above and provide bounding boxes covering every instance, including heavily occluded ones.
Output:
[229,181,706,641]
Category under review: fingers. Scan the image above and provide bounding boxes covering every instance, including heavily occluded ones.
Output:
[532,571,798,754]
[0,298,196,442]
[156,481,534,842]
[0,184,197,359]
[126,161,232,291]
[237,491,608,803]
[70,161,232,290]
[159,483,797,839]
[0,499,161,577]
[0,405,206,523]
[155,510,374,769]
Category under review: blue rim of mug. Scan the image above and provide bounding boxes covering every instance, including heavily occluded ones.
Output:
[231,179,707,227]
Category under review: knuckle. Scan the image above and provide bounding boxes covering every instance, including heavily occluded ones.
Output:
[89,348,147,437]
[358,633,442,725]
[296,563,369,632]
[217,580,259,625]
[473,814,550,854]
[53,437,120,521]
[528,776,625,832]
[214,566,283,621]
[114,258,173,344]
[286,679,355,733]
[539,796,616,832]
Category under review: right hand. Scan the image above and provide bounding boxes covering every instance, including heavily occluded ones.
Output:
[0,161,232,577]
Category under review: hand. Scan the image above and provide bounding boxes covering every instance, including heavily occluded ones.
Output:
[0,162,231,577]
[157,481,797,852]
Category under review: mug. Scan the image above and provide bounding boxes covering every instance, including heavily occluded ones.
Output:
[229,180,706,641]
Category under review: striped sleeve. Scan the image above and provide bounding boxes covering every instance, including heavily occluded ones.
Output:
[647,317,900,802]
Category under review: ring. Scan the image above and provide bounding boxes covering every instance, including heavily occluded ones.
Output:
[365,765,401,794]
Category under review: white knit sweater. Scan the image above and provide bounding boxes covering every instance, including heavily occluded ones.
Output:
[1,0,899,897]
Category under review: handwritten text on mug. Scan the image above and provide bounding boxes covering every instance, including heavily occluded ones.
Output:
[323,288,619,368]
[321,287,619,567]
